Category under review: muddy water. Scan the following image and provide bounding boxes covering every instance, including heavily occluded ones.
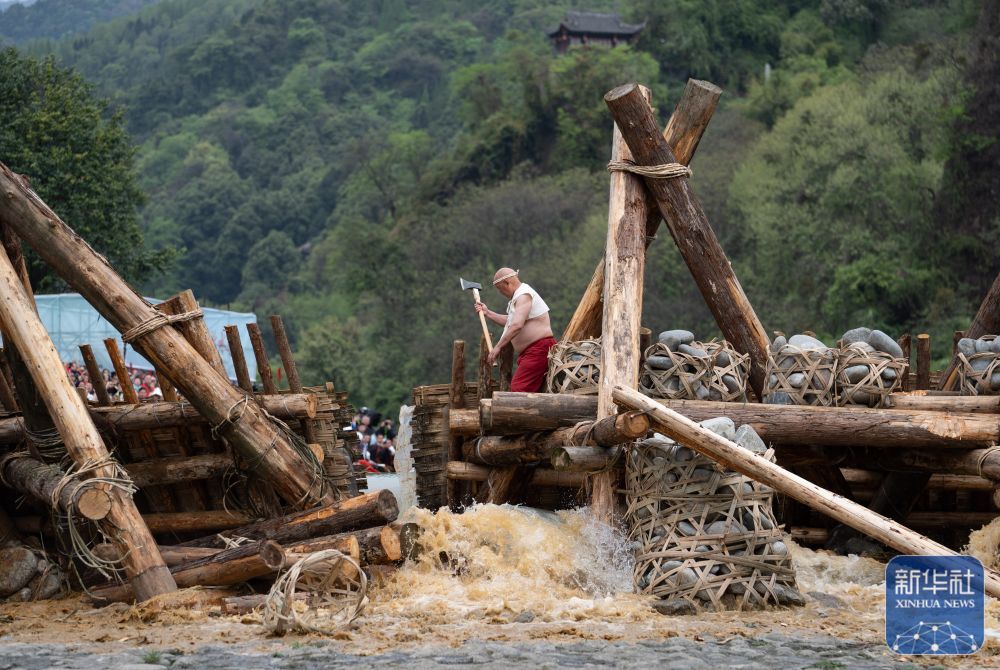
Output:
[0,503,998,667]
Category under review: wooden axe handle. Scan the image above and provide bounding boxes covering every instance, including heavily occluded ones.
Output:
[471,288,495,351]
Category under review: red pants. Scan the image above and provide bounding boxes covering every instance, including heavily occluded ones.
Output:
[511,336,557,393]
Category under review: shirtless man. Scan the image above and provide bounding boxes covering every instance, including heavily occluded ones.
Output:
[475,267,557,393]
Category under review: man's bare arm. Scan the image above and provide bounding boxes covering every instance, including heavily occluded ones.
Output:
[475,301,507,326]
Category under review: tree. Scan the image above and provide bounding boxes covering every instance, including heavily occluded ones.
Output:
[730,61,962,342]
[0,47,169,289]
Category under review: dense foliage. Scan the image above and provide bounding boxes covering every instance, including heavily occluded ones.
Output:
[10,0,993,408]
[0,47,169,288]
[0,0,160,45]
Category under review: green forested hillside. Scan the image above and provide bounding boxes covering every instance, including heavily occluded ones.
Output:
[0,0,161,45]
[10,0,994,408]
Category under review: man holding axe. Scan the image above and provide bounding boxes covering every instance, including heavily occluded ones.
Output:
[468,267,556,393]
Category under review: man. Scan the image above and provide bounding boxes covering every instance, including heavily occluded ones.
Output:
[475,267,557,392]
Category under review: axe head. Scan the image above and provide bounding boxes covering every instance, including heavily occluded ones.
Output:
[459,277,482,292]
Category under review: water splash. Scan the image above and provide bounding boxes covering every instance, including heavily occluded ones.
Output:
[375,504,646,623]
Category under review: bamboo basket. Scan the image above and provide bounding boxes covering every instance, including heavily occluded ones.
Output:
[835,345,907,407]
[957,336,1000,396]
[763,345,836,406]
[546,339,601,395]
[625,437,797,610]
[639,340,748,401]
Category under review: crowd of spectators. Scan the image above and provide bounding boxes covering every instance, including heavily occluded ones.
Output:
[351,406,397,473]
[65,361,163,401]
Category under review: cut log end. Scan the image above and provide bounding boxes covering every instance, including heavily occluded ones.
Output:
[379,525,402,562]
[76,488,113,521]
[604,83,640,102]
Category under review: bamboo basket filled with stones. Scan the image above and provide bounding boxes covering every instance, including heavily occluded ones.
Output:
[956,335,1000,395]
[835,327,907,407]
[639,330,748,401]
[625,417,802,611]
[763,334,836,406]
[546,338,601,394]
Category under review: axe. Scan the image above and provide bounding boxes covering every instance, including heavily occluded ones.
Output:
[460,277,494,352]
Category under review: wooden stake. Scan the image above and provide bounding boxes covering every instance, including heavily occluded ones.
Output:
[916,333,931,390]
[225,325,253,393]
[0,243,174,600]
[591,84,651,523]
[246,322,276,394]
[79,344,111,406]
[447,339,466,511]
[611,384,1000,598]
[604,84,770,397]
[564,79,722,341]
[270,315,316,444]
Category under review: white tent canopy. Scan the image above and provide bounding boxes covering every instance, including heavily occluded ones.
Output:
[34,293,258,382]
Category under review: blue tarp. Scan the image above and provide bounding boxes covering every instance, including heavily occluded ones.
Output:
[34,293,258,382]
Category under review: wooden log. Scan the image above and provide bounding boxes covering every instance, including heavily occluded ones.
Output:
[592,84,651,522]
[155,290,227,377]
[177,489,399,549]
[93,543,221,568]
[897,334,911,392]
[477,333,493,402]
[611,384,1000,598]
[464,412,649,466]
[90,539,286,603]
[447,460,586,488]
[0,394,312,447]
[14,509,255,536]
[225,325,253,393]
[448,339,466,511]
[885,392,1000,413]
[450,340,466,409]
[0,358,17,412]
[477,393,1000,449]
[563,79,722,341]
[474,465,526,505]
[126,453,232,488]
[270,314,316,445]
[79,344,111,406]
[0,237,174,600]
[776,445,1000,481]
[90,394,316,429]
[266,534,361,569]
[246,322,276,394]
[483,392,600,433]
[498,344,514,392]
[941,273,1000,390]
[605,84,771,397]
[840,468,993,491]
[449,408,480,436]
[551,446,621,472]
[916,334,931,390]
[0,453,113,520]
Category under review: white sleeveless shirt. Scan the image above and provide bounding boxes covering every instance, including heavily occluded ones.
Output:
[505,283,549,330]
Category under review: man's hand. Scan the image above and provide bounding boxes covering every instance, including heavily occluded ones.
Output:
[474,301,488,315]
[487,346,500,366]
